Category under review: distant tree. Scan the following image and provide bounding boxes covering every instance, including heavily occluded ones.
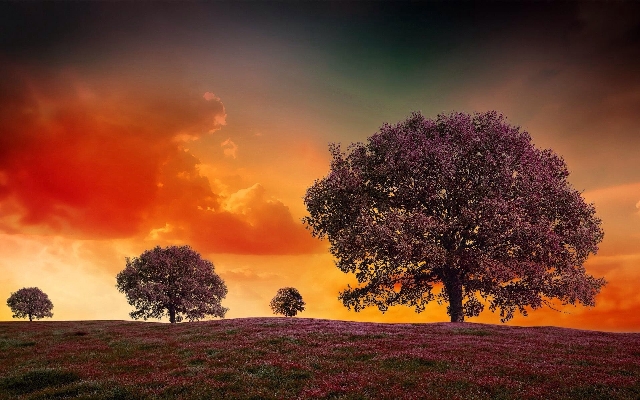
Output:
[116,245,228,323]
[270,287,306,317]
[7,287,54,321]
[304,111,606,323]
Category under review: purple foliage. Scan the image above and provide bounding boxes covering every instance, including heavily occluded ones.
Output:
[6,287,54,321]
[304,111,605,322]
[116,245,228,323]
[270,287,306,317]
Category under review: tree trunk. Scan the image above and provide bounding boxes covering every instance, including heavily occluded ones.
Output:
[29,314,33,322]
[169,304,176,324]
[444,272,464,323]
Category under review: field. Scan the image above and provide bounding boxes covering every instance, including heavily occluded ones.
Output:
[0,318,639,399]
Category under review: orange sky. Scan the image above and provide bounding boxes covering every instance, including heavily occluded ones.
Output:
[1,2,639,331]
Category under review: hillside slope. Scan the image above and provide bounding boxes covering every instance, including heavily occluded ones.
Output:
[1,318,639,399]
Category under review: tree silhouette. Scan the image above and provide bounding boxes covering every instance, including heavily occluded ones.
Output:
[304,111,605,322]
[270,287,306,317]
[7,287,54,321]
[116,245,227,323]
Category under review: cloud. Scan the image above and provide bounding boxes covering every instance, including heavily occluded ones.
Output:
[578,183,640,257]
[219,267,281,282]
[203,92,218,101]
[145,223,175,241]
[221,138,238,159]
[0,70,165,238]
[225,184,260,215]
[203,92,227,130]
[0,67,322,255]
[149,177,323,254]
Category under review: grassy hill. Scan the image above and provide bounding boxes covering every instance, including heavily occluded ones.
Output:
[0,318,638,399]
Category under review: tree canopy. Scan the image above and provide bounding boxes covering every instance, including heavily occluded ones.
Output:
[7,287,54,321]
[116,245,228,323]
[304,111,605,322]
[270,287,306,317]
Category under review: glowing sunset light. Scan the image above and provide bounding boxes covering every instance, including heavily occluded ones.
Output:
[1,2,639,331]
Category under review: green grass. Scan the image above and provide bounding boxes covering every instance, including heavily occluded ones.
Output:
[0,338,36,348]
[0,319,638,399]
[450,327,493,336]
[380,356,449,373]
[0,369,81,396]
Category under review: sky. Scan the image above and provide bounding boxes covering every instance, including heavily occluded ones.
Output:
[1,2,639,331]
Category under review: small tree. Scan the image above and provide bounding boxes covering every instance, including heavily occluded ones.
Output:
[270,287,305,317]
[7,287,54,321]
[304,111,605,323]
[116,245,228,323]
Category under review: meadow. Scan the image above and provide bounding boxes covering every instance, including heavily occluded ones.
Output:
[0,318,639,399]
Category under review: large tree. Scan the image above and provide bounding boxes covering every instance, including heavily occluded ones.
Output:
[304,111,605,322]
[116,245,228,323]
[7,287,54,321]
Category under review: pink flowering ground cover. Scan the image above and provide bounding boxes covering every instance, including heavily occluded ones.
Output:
[0,318,638,399]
